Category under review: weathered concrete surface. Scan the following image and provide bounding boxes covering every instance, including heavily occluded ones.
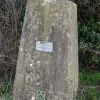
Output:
[13,0,79,100]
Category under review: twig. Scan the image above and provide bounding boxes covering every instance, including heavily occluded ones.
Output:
[84,48,100,55]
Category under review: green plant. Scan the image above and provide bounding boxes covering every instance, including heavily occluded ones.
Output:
[79,69,100,85]
[79,19,100,70]
[78,70,100,100]
[0,85,12,100]
[86,88,100,100]
[78,88,100,100]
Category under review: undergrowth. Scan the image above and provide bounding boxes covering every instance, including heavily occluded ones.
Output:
[77,69,100,100]
[0,85,12,100]
[0,70,100,100]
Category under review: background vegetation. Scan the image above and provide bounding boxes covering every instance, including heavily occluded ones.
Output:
[0,0,100,100]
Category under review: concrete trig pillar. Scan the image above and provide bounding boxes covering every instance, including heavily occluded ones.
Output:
[13,0,79,100]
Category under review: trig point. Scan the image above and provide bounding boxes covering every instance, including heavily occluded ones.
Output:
[13,0,79,100]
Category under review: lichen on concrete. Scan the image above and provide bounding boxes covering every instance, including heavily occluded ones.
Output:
[13,0,78,100]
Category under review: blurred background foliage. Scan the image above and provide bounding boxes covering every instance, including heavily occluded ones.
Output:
[79,19,100,70]
[75,0,100,70]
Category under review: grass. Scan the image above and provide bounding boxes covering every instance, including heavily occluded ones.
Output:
[0,85,12,100]
[78,88,100,100]
[80,69,100,85]
[0,69,100,100]
[78,69,100,100]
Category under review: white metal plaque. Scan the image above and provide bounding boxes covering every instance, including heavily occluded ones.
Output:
[36,41,53,52]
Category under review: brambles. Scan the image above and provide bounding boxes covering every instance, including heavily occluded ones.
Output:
[0,0,27,85]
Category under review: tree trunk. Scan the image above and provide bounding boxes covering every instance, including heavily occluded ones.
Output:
[13,0,79,100]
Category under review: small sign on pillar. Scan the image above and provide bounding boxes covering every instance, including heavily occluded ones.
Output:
[36,41,53,53]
